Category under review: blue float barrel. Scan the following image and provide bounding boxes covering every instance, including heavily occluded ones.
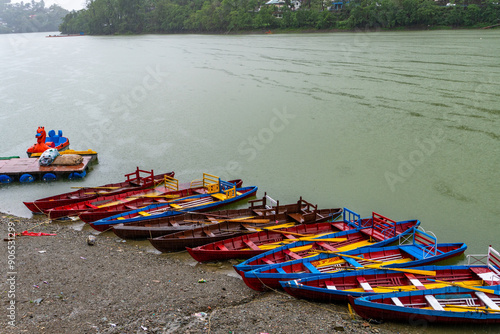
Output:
[20,174,35,183]
[0,175,13,184]
[42,173,57,182]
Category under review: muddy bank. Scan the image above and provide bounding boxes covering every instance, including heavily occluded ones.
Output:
[2,213,426,333]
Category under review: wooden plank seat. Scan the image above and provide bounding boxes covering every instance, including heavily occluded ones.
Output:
[391,297,405,307]
[243,239,261,251]
[475,292,500,310]
[316,241,339,252]
[357,276,374,292]
[324,280,337,290]
[303,261,321,274]
[283,249,302,260]
[125,205,138,210]
[287,213,305,223]
[404,273,426,290]
[217,244,229,251]
[425,295,445,310]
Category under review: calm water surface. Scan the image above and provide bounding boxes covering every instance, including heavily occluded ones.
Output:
[0,31,499,327]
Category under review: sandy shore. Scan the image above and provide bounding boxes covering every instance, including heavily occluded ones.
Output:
[1,213,426,334]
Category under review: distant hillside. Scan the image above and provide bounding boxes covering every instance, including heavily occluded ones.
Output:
[58,0,500,35]
[0,0,69,33]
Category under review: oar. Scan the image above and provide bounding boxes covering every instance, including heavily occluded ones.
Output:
[443,304,500,313]
[309,250,384,263]
[364,265,437,276]
[72,186,121,189]
[428,279,500,295]
[298,237,348,242]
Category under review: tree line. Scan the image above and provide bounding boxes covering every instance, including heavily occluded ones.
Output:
[58,0,500,35]
[0,0,69,33]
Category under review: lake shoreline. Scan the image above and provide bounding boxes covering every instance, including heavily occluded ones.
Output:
[1,212,428,333]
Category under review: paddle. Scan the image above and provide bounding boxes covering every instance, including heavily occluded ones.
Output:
[365,266,437,276]
[442,304,500,313]
[309,250,384,263]
[428,279,500,295]
[72,186,121,189]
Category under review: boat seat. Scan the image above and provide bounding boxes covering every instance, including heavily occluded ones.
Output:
[356,276,374,292]
[287,213,304,223]
[303,261,321,274]
[325,280,337,290]
[283,249,302,260]
[217,244,229,251]
[211,193,227,201]
[475,291,500,310]
[125,205,137,210]
[243,239,261,251]
[316,241,339,252]
[170,204,182,209]
[404,273,426,290]
[425,295,445,311]
[203,230,216,237]
[138,211,151,216]
[276,267,286,274]
[391,297,405,307]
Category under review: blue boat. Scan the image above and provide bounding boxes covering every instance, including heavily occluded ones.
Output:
[239,229,467,291]
[349,285,500,324]
[281,264,500,303]
[234,211,422,274]
[89,181,258,231]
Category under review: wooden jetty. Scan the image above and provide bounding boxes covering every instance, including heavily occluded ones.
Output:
[0,154,98,183]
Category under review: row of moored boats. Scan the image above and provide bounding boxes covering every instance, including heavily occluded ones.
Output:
[24,168,500,325]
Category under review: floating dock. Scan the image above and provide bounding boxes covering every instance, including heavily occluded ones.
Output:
[0,154,98,183]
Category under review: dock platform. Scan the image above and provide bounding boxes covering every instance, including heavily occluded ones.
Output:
[0,155,98,183]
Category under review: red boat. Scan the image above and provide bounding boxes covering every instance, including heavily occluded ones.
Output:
[111,195,335,240]
[77,179,243,223]
[186,213,346,262]
[23,168,174,213]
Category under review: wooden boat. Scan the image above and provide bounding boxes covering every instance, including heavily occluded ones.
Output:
[348,285,500,324]
[89,184,258,232]
[235,211,421,274]
[148,220,301,253]
[147,202,344,253]
[79,179,242,223]
[111,195,341,240]
[23,167,174,213]
[239,230,466,291]
[44,176,242,220]
[282,265,500,303]
[283,246,500,302]
[185,207,365,263]
[347,246,500,324]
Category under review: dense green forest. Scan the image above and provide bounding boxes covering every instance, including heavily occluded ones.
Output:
[0,0,68,33]
[59,0,499,34]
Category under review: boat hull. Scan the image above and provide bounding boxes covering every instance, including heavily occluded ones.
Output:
[23,169,174,213]
[348,286,500,324]
[90,186,258,232]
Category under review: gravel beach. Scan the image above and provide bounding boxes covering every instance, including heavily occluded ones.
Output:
[2,213,428,334]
